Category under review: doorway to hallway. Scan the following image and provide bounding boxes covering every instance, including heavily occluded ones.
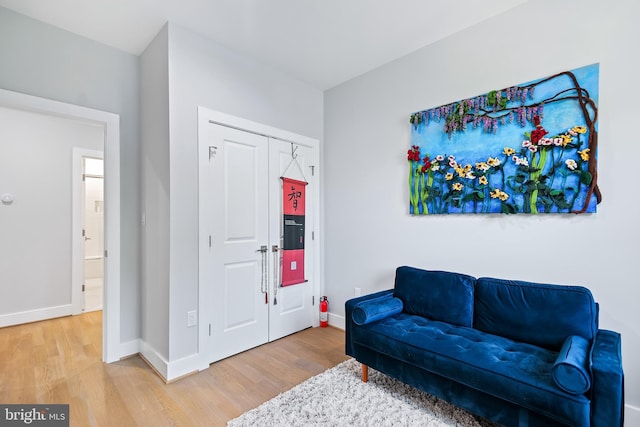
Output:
[0,88,121,363]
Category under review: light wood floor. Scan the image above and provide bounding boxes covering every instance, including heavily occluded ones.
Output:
[0,311,350,426]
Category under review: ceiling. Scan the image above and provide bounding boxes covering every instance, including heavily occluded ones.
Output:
[0,0,526,90]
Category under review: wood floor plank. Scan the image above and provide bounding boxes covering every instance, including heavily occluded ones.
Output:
[0,313,348,426]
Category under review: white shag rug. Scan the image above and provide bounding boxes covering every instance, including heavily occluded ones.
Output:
[228,358,500,427]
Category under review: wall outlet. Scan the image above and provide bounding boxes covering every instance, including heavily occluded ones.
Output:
[354,287,361,297]
[187,310,197,327]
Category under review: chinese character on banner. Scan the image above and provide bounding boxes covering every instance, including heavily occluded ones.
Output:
[281,177,307,287]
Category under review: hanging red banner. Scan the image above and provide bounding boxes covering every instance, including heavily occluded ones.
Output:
[281,177,307,287]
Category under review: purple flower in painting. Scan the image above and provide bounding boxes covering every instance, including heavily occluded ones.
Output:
[517,107,527,127]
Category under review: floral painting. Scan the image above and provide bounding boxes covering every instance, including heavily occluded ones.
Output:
[408,63,600,215]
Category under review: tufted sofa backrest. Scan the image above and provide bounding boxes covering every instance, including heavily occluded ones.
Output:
[394,266,476,327]
[474,277,598,350]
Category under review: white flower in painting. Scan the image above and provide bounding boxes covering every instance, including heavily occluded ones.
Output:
[539,138,553,146]
[476,162,490,172]
[566,159,578,171]
[486,157,501,167]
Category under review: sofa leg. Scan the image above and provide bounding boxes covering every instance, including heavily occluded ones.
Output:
[361,364,369,382]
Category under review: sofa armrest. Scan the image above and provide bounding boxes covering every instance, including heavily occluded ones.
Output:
[590,329,624,427]
[345,289,394,357]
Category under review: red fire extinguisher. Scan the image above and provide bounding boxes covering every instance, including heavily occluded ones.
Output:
[319,296,328,328]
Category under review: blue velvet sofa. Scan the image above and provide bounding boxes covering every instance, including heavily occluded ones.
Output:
[345,266,624,427]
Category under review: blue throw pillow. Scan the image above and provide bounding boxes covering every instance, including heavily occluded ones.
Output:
[552,335,592,394]
[352,296,403,325]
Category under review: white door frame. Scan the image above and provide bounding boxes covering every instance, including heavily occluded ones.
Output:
[197,107,320,370]
[0,88,121,363]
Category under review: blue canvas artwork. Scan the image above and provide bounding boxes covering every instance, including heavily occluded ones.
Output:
[408,63,600,215]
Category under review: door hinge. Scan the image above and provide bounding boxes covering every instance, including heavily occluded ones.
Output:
[209,235,212,248]
[104,250,108,258]
[209,146,217,161]
[312,295,315,306]
[312,231,314,241]
[82,284,85,292]
[310,165,315,176]
[82,229,86,237]
[209,324,212,336]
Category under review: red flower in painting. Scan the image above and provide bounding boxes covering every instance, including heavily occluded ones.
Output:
[533,115,541,127]
[531,128,548,144]
[530,116,548,145]
[407,145,421,162]
[423,155,432,170]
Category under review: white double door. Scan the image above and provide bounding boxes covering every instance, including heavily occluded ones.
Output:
[199,116,317,363]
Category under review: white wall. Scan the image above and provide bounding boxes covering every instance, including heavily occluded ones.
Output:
[0,107,103,321]
[138,23,324,376]
[140,25,171,363]
[0,6,141,344]
[167,23,324,363]
[324,0,640,418]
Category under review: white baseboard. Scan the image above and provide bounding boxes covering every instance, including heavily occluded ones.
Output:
[138,340,202,383]
[625,404,640,426]
[165,353,202,382]
[139,340,169,380]
[0,304,73,328]
[328,311,345,330]
[118,339,140,359]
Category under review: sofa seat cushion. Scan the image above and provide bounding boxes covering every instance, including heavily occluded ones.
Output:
[352,313,590,426]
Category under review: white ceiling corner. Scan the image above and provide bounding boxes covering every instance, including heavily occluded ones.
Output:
[0,0,527,90]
